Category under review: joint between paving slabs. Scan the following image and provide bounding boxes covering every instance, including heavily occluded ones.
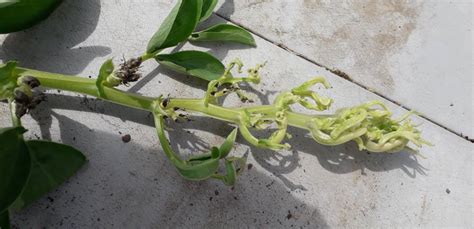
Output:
[213,12,472,143]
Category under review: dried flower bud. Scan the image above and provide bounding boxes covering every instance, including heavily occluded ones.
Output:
[15,103,27,118]
[116,57,142,85]
[21,76,41,88]
[13,88,30,104]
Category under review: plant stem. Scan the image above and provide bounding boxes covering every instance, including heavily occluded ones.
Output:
[14,67,316,131]
[8,98,21,128]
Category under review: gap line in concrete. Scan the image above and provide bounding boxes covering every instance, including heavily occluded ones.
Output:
[214,13,472,143]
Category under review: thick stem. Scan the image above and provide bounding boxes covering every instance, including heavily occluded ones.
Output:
[8,99,21,127]
[14,67,316,131]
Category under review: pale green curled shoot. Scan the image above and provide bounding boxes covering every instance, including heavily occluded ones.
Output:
[204,59,263,107]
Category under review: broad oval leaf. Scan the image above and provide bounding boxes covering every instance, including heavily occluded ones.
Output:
[190,24,256,47]
[0,127,29,213]
[200,0,218,22]
[146,0,203,54]
[0,0,63,34]
[0,0,18,8]
[155,50,225,81]
[0,211,9,229]
[0,61,18,100]
[9,140,86,211]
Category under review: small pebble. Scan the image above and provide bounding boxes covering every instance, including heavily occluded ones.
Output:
[446,188,451,194]
[247,163,253,170]
[121,134,131,143]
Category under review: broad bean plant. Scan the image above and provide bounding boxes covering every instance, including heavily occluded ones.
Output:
[0,0,430,227]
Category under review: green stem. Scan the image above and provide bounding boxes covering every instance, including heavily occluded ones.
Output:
[8,99,21,128]
[13,67,316,131]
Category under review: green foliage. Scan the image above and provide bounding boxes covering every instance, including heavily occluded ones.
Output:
[190,24,256,46]
[10,141,86,211]
[0,0,431,225]
[0,0,63,34]
[154,114,243,183]
[0,0,18,8]
[146,0,203,54]
[200,0,218,22]
[0,211,9,229]
[96,59,115,98]
[0,127,30,214]
[0,62,18,100]
[156,50,225,81]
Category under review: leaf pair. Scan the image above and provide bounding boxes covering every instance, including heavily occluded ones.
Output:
[146,0,255,83]
[146,0,203,54]
[154,114,243,185]
[0,127,86,224]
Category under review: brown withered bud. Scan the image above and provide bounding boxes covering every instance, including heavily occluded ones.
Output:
[22,76,41,88]
[15,103,27,118]
[13,89,30,104]
[116,57,142,85]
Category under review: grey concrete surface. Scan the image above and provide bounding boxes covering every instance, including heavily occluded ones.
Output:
[0,0,473,228]
[216,0,474,137]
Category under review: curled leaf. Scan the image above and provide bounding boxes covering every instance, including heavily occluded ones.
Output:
[212,154,248,186]
[95,59,115,98]
[154,114,220,180]
[190,24,256,47]
[218,128,238,158]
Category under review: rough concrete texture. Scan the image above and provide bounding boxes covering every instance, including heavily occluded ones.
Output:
[0,0,473,228]
[216,0,473,137]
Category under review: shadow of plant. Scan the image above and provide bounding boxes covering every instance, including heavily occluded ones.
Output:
[0,0,110,74]
[28,90,427,194]
[18,95,328,228]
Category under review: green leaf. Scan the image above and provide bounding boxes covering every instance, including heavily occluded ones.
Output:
[219,128,237,158]
[95,59,114,97]
[0,211,9,229]
[199,0,218,22]
[212,154,248,186]
[156,50,225,81]
[190,24,256,47]
[178,147,220,180]
[146,0,203,54]
[0,61,18,100]
[0,0,63,34]
[154,114,220,181]
[0,127,30,213]
[10,141,86,211]
[189,128,238,162]
[0,0,18,8]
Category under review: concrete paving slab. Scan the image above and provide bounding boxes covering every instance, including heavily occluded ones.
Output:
[215,0,474,137]
[1,0,472,228]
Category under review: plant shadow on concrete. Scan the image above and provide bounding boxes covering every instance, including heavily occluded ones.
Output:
[29,82,426,194]
[0,0,110,74]
[15,95,328,228]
